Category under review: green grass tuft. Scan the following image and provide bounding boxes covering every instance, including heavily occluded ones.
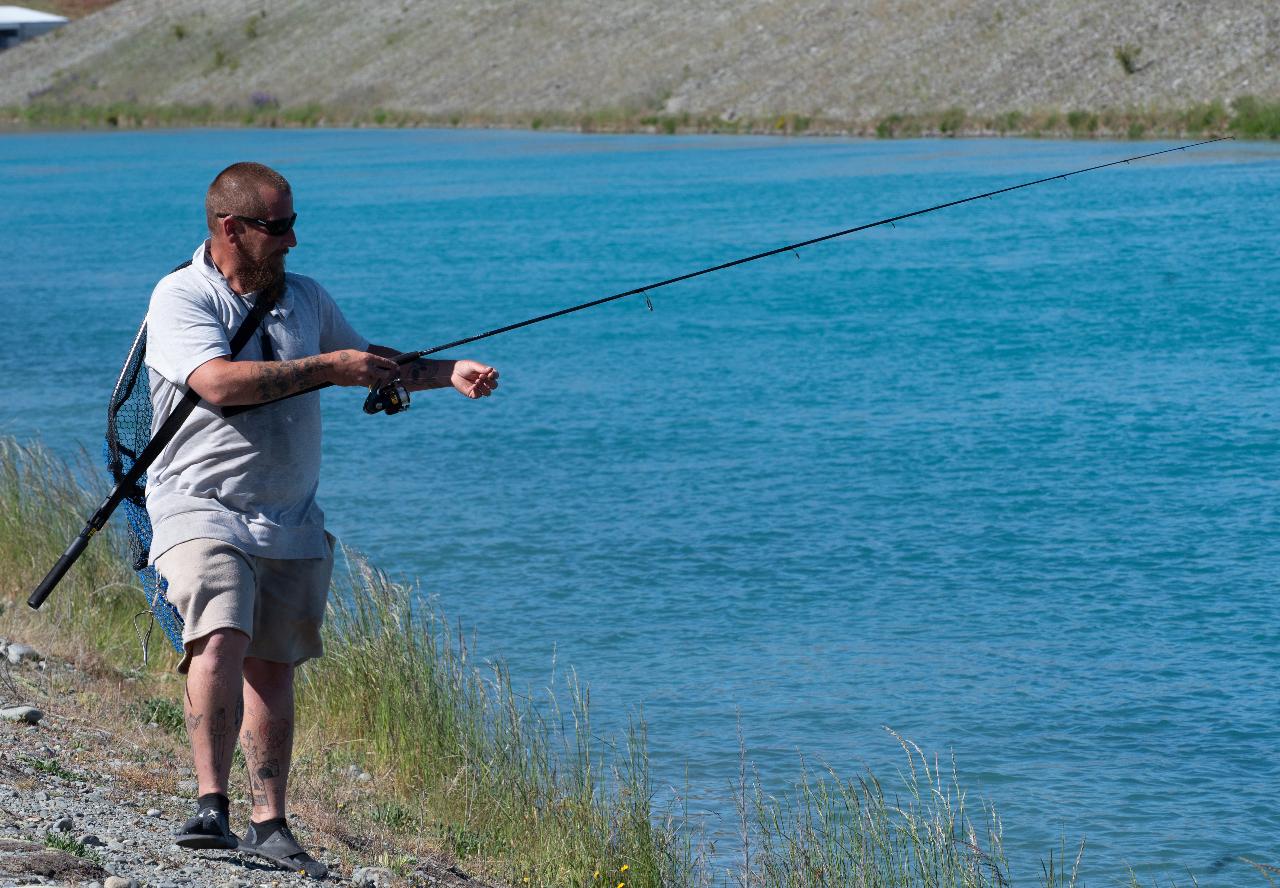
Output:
[22,755,77,781]
[132,695,186,735]
[44,831,102,864]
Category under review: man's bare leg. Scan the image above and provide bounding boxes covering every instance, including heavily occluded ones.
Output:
[239,657,294,819]
[177,628,249,848]
[236,657,326,877]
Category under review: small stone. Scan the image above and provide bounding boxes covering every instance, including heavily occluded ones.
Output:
[0,706,42,725]
[104,878,136,888]
[145,808,162,818]
[52,816,73,832]
[356,771,373,783]
[80,833,105,846]
[176,778,198,794]
[353,867,394,888]
[6,643,39,664]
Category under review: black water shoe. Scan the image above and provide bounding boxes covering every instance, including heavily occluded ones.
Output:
[174,805,239,850]
[239,819,328,879]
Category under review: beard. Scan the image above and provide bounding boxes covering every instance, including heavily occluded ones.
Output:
[239,248,286,297]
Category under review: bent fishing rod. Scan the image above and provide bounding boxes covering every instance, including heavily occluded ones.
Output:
[28,136,1229,610]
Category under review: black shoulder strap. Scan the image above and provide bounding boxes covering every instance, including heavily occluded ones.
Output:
[163,276,280,428]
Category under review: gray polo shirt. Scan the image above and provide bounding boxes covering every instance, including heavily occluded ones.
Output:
[144,241,368,563]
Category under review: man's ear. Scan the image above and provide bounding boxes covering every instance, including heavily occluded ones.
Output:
[219,214,240,244]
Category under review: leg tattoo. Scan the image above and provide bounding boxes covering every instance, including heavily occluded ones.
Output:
[210,708,227,775]
[241,718,292,811]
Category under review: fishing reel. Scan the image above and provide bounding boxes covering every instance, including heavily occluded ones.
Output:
[363,379,410,416]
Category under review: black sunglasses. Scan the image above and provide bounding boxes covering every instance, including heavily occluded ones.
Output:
[218,212,297,236]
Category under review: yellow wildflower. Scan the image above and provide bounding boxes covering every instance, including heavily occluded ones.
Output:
[620,865,629,873]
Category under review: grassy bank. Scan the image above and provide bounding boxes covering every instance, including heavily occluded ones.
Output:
[1,437,1259,886]
[2,95,1279,139]
[0,437,686,885]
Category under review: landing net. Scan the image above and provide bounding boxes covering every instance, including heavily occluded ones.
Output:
[104,319,184,654]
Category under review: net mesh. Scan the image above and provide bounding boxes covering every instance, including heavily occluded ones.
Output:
[105,319,185,654]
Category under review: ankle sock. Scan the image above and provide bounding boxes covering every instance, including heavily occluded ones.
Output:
[197,792,229,815]
[250,816,288,842]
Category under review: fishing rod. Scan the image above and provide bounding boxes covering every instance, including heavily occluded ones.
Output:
[29,137,1229,610]
[226,136,1231,419]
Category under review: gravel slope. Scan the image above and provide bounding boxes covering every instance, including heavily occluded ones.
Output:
[0,0,1275,126]
[0,642,498,888]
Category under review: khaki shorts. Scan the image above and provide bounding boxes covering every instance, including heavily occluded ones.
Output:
[155,536,335,674]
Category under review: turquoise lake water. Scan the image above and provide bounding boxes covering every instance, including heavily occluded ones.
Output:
[1,130,1277,885]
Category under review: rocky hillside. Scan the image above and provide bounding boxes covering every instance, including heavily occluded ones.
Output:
[1,0,1276,134]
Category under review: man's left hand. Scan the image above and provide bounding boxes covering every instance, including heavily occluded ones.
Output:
[451,361,499,399]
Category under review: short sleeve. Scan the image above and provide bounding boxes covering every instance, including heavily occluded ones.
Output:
[145,278,232,387]
[314,282,370,353]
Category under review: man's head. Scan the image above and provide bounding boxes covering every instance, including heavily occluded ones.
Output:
[205,162,296,295]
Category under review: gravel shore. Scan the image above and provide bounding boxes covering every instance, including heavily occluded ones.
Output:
[0,641,496,888]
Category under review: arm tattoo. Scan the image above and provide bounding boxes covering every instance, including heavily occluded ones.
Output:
[253,355,328,402]
[404,358,448,389]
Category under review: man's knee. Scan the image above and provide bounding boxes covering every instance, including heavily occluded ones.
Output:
[188,627,251,666]
[243,656,294,688]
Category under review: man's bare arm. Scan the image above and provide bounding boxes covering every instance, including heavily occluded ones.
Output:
[186,349,400,407]
[368,345,499,398]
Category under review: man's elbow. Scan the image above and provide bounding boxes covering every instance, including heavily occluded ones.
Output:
[186,359,240,407]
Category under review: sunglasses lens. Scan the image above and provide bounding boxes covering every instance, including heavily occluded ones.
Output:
[263,214,296,236]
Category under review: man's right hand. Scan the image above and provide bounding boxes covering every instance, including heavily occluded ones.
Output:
[324,349,401,388]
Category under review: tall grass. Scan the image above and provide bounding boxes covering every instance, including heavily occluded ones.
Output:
[0,436,689,884]
[737,733,1072,888]
[0,438,148,664]
[300,552,689,885]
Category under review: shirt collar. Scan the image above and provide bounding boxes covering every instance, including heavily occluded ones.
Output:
[194,239,292,318]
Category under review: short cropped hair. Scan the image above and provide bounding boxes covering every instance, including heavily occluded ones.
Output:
[205,162,291,232]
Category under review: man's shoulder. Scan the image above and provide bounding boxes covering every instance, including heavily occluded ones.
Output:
[150,266,223,319]
[284,271,329,298]
[154,262,206,294]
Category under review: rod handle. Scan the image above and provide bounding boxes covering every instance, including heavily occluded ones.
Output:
[27,528,93,610]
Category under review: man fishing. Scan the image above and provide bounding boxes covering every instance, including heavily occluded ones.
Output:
[144,161,498,877]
